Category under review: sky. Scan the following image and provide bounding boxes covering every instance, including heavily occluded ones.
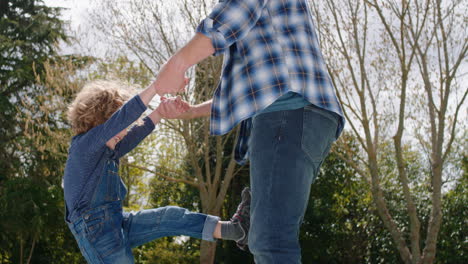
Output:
[43,0,194,60]
[44,0,91,25]
[43,0,107,57]
[43,0,90,30]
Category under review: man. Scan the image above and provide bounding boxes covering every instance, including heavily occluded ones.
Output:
[153,0,345,263]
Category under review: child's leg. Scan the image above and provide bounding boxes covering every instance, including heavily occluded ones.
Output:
[123,188,251,249]
[123,206,219,248]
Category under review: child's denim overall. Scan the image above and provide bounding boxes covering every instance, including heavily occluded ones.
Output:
[65,156,219,264]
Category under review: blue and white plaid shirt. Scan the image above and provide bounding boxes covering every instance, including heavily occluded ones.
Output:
[197,0,345,161]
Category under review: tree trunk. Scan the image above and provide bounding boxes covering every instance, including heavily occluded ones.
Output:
[200,240,217,264]
[421,162,443,264]
[26,236,37,264]
[20,237,24,264]
[199,193,220,264]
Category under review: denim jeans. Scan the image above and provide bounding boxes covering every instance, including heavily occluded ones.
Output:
[65,159,219,264]
[248,105,339,263]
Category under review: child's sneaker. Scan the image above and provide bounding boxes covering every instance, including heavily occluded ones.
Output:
[231,187,251,251]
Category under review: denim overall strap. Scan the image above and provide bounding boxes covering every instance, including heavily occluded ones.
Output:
[89,158,127,208]
[66,157,126,224]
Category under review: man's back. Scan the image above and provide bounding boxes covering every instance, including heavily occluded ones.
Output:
[197,0,344,136]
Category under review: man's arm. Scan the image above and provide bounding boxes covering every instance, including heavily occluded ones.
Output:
[175,33,216,70]
[156,97,211,120]
[154,0,269,96]
[152,33,215,96]
[179,99,212,119]
[196,0,269,56]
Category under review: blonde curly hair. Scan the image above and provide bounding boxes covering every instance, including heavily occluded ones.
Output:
[67,80,135,135]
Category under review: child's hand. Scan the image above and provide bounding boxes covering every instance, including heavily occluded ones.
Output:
[156,96,191,119]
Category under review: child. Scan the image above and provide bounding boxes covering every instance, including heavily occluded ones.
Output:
[63,80,250,263]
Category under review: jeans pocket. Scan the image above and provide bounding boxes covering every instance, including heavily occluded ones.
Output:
[301,106,338,163]
[93,228,124,259]
[86,210,124,259]
[84,210,105,240]
[250,111,285,155]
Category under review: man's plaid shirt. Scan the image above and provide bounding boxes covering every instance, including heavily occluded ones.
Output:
[197,0,345,137]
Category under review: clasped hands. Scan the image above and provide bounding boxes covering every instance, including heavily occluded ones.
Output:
[152,57,192,120]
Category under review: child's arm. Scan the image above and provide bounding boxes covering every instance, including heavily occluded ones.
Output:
[78,81,187,153]
[114,97,189,158]
[78,95,149,153]
[113,116,155,159]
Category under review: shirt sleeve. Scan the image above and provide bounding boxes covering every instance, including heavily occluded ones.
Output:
[114,116,155,159]
[196,0,269,56]
[76,95,147,154]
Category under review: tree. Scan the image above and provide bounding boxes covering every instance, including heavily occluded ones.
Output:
[309,0,467,263]
[0,1,74,263]
[0,0,66,181]
[0,56,88,263]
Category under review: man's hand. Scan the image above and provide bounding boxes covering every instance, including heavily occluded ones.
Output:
[152,57,190,96]
[156,96,191,119]
[152,33,215,96]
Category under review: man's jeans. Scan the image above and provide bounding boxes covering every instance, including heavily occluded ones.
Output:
[249,105,339,263]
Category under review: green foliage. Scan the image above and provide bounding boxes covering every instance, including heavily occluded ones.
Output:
[300,140,380,263]
[0,0,67,180]
[149,175,200,211]
[299,136,405,263]
[0,1,83,263]
[436,156,468,264]
[132,238,199,264]
[0,58,87,263]
[299,135,466,263]
[0,0,66,93]
[0,178,83,264]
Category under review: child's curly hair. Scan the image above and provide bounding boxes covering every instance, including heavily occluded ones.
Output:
[67,80,135,135]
